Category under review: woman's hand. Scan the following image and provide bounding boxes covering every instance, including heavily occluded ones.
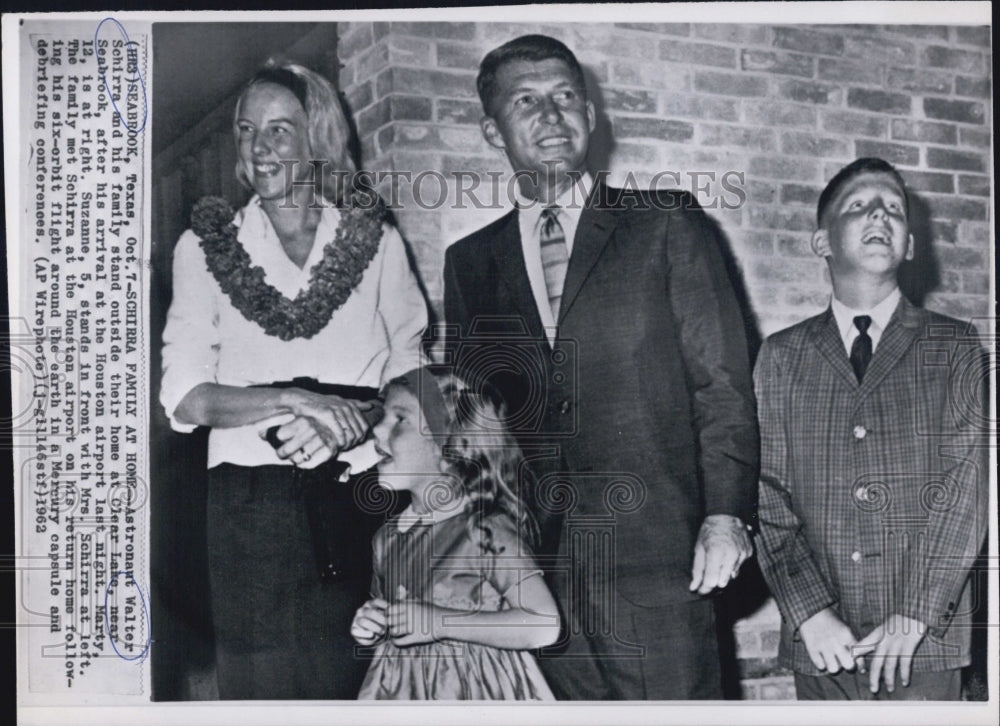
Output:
[272,390,374,464]
[267,416,334,466]
[351,598,389,646]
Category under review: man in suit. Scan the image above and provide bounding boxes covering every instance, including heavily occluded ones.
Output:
[754,157,988,700]
[443,34,759,700]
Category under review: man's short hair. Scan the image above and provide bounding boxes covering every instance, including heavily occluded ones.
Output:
[477,34,587,117]
[817,157,909,227]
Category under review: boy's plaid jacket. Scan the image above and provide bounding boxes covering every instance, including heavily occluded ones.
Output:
[754,296,988,674]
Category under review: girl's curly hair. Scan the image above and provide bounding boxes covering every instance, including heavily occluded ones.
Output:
[397,369,539,555]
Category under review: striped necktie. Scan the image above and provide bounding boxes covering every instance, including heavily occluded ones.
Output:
[540,207,569,321]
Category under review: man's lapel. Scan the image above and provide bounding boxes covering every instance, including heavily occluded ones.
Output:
[857,296,922,394]
[559,183,617,324]
[490,211,547,342]
[808,308,860,389]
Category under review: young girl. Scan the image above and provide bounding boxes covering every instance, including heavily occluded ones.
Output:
[351,367,559,700]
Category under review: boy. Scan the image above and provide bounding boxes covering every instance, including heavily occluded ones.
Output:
[754,158,987,700]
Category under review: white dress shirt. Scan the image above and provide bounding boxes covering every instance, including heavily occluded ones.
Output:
[830,287,901,356]
[160,196,427,469]
[515,173,593,343]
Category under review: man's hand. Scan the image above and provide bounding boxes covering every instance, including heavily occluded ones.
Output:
[689,514,753,594]
[798,607,857,674]
[853,614,927,694]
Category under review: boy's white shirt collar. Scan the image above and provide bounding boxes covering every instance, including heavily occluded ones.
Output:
[830,287,901,355]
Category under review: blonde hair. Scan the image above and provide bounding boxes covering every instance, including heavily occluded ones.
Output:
[388,369,539,553]
[233,58,356,203]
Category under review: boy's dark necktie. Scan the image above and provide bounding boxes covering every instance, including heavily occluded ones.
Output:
[850,315,873,382]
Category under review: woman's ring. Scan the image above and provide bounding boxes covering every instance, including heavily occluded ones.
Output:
[301,450,311,462]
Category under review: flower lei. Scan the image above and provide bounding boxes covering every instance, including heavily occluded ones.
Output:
[190,192,385,341]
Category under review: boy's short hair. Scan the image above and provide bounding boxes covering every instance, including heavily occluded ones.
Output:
[477,34,587,117]
[816,157,909,227]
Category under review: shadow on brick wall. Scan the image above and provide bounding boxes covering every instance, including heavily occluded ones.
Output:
[584,66,614,180]
[704,213,764,367]
[339,90,364,182]
[715,559,773,699]
[898,193,941,307]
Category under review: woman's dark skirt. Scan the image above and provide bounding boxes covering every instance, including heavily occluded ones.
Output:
[206,462,384,699]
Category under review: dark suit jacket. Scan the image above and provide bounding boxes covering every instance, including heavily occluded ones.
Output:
[444,185,759,606]
[754,298,988,673]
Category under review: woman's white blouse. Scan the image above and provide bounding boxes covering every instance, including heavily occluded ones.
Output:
[160,196,427,469]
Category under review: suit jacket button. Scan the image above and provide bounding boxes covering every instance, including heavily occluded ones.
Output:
[559,400,571,414]
[853,425,867,440]
[851,551,862,562]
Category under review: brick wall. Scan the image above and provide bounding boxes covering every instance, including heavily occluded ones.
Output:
[338,22,992,698]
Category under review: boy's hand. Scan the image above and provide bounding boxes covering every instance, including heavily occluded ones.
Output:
[689,514,753,594]
[853,614,926,694]
[350,598,388,645]
[798,607,858,674]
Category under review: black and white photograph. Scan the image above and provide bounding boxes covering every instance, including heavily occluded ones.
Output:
[5,4,995,725]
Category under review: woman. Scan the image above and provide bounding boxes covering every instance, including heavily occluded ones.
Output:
[160,59,426,699]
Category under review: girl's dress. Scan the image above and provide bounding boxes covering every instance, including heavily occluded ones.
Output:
[357,507,555,700]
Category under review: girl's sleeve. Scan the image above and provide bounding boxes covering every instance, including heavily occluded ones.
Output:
[159,230,221,432]
[376,224,428,383]
[481,515,545,603]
